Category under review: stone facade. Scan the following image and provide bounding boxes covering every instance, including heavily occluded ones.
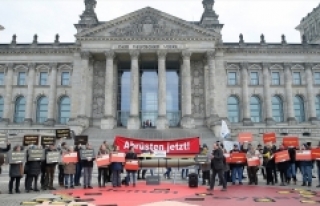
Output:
[0,0,320,143]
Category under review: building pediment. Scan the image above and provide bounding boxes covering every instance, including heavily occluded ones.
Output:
[76,7,219,41]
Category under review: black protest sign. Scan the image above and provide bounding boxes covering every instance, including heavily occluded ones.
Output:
[56,129,70,139]
[74,136,88,145]
[23,135,39,146]
[41,136,56,146]
[8,151,26,164]
[0,135,7,147]
[28,149,45,161]
[195,154,209,163]
[46,151,61,163]
[79,149,95,160]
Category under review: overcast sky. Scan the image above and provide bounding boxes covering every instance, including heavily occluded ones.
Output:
[0,0,318,44]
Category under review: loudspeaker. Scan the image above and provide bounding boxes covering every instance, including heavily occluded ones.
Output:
[188,173,198,188]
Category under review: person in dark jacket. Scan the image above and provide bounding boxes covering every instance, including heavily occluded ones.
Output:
[63,146,76,189]
[263,144,275,185]
[43,145,58,190]
[276,145,289,186]
[300,144,313,187]
[0,142,11,194]
[287,146,297,184]
[125,146,138,186]
[74,143,83,186]
[110,146,123,187]
[57,141,67,186]
[207,143,227,192]
[316,142,320,188]
[8,145,23,194]
[82,143,95,189]
[25,145,42,192]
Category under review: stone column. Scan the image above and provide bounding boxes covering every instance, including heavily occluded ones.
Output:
[203,59,211,127]
[284,63,296,124]
[1,63,14,125]
[127,51,141,129]
[206,50,219,127]
[180,50,195,129]
[101,50,116,129]
[156,50,168,129]
[78,51,92,118]
[240,63,253,126]
[46,63,58,126]
[24,63,36,125]
[305,63,317,123]
[262,63,274,125]
[112,59,118,121]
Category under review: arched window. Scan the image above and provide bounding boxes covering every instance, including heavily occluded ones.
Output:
[250,96,262,122]
[316,95,320,120]
[59,96,70,124]
[272,96,284,122]
[294,96,305,122]
[14,96,26,123]
[0,96,3,119]
[36,96,48,123]
[227,96,240,123]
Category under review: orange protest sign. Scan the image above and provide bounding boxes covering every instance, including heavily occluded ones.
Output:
[282,137,299,147]
[311,149,320,160]
[247,157,260,166]
[110,152,125,163]
[96,155,110,167]
[296,150,312,161]
[224,153,232,163]
[62,152,78,163]
[275,150,290,163]
[238,132,253,143]
[230,152,247,164]
[263,133,276,144]
[125,160,139,170]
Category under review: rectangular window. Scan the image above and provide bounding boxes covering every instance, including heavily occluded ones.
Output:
[314,72,320,85]
[0,72,4,85]
[61,72,70,86]
[293,72,301,85]
[272,72,280,85]
[18,72,26,85]
[250,72,259,85]
[39,72,48,85]
[228,72,237,85]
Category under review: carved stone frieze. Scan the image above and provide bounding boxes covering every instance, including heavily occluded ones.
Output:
[191,61,205,119]
[109,14,189,37]
[92,61,106,118]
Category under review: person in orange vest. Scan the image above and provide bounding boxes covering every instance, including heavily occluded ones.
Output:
[316,141,320,188]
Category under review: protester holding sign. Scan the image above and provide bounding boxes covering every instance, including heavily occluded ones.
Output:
[125,146,138,187]
[246,145,260,185]
[287,146,297,185]
[110,146,123,187]
[97,144,109,188]
[8,145,23,194]
[0,141,10,194]
[57,141,68,187]
[230,144,245,185]
[63,146,76,189]
[25,145,42,192]
[263,144,275,185]
[81,143,95,189]
[316,142,320,188]
[199,146,211,186]
[74,143,83,186]
[43,145,58,190]
[300,144,313,187]
[276,145,289,186]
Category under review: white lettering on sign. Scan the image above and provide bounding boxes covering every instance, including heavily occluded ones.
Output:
[123,141,190,152]
[114,44,184,50]
[153,150,167,158]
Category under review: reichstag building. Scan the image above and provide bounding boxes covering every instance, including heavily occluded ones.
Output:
[0,0,319,141]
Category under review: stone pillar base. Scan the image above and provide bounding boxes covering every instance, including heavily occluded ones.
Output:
[127,116,140,130]
[44,118,55,126]
[101,117,116,129]
[287,117,297,125]
[181,115,195,129]
[243,118,253,126]
[309,117,319,125]
[265,118,275,126]
[0,118,9,126]
[156,116,168,130]
[24,118,32,126]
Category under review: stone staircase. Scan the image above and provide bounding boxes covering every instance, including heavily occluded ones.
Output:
[81,126,218,146]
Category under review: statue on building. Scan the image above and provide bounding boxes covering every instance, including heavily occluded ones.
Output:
[84,0,97,13]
